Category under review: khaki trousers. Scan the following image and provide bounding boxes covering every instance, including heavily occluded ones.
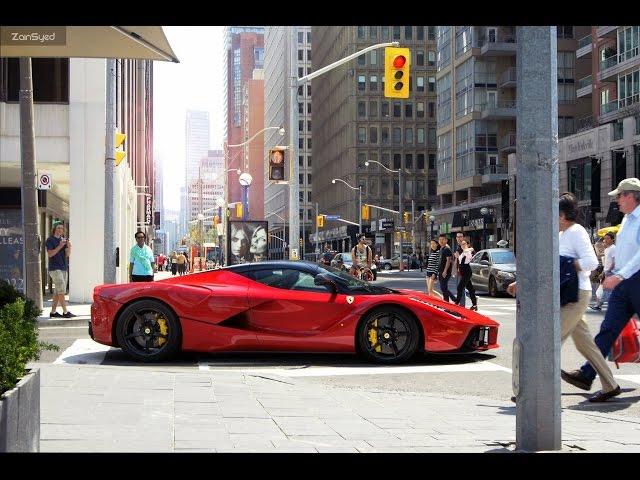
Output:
[561,290,617,392]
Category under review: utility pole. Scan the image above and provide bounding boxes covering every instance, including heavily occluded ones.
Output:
[398,167,404,270]
[104,58,117,284]
[315,202,319,253]
[288,26,300,260]
[514,26,560,452]
[411,199,416,254]
[19,57,42,309]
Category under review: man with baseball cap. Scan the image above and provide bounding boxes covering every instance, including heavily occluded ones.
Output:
[562,178,640,402]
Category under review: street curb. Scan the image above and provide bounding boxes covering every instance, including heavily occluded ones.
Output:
[37,318,89,327]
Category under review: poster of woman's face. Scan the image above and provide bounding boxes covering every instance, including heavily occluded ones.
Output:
[227,221,269,265]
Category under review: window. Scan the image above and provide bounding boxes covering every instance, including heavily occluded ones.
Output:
[475,120,497,150]
[0,58,69,103]
[428,128,436,147]
[299,67,304,77]
[405,128,413,144]
[393,154,402,170]
[437,26,451,71]
[299,156,304,167]
[429,154,436,169]
[370,26,378,39]
[417,153,425,170]
[417,102,425,118]
[381,26,389,39]
[382,178,390,195]
[416,50,425,66]
[437,73,452,128]
[358,101,366,117]
[393,127,402,144]
[405,26,413,40]
[307,85,311,96]
[307,138,312,149]
[299,174,304,184]
[567,159,591,201]
[299,191,304,202]
[406,154,413,169]
[299,120,304,132]
[416,76,425,92]
[455,59,473,118]
[358,26,365,39]
[298,49,304,61]
[307,120,312,132]
[635,145,640,177]
[308,191,312,202]
[369,178,379,196]
[393,26,401,40]
[357,153,367,171]
[381,102,390,117]
[369,100,378,117]
[417,26,424,41]
[299,209,304,220]
[298,86,303,96]
[618,69,640,108]
[393,102,401,117]
[307,102,312,114]
[618,26,640,63]
[358,127,366,144]
[382,153,390,168]
[557,51,575,81]
[358,54,366,66]
[556,26,574,39]
[252,269,330,293]
[455,123,474,179]
[417,180,425,196]
[358,75,366,91]
[298,102,304,114]
[428,102,435,118]
[370,126,378,144]
[371,50,378,65]
[428,77,436,92]
[613,120,623,141]
[428,50,436,67]
[308,156,312,166]
[558,116,575,138]
[307,173,312,184]
[417,128,425,144]
[370,75,378,91]
[298,32,304,43]
[405,103,413,118]
[455,26,473,58]
[381,127,389,144]
[558,83,576,104]
[307,32,311,43]
[299,138,304,149]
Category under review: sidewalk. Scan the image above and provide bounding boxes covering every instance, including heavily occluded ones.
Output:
[37,363,640,452]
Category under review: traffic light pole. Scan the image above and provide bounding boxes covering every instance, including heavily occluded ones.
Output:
[315,202,319,254]
[104,58,117,284]
[398,167,404,271]
[289,33,399,259]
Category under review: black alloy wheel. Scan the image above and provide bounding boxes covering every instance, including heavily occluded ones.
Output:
[489,276,498,297]
[357,306,420,364]
[115,299,181,362]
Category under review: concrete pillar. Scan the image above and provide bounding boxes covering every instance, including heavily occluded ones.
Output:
[514,26,561,451]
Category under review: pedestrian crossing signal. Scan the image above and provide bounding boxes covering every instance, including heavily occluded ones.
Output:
[235,203,243,218]
[114,131,127,166]
[269,148,286,181]
[316,215,324,228]
[362,205,370,221]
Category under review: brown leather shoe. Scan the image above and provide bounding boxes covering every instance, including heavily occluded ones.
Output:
[588,386,621,403]
[561,369,593,391]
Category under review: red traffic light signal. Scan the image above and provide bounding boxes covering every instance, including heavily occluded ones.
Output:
[269,148,286,181]
[393,55,406,68]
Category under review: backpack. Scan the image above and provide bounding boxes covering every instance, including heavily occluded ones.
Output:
[608,315,640,368]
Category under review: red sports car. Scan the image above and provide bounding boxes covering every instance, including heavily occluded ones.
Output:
[90,261,499,364]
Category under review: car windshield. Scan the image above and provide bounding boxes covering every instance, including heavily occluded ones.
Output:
[491,251,515,264]
[318,265,393,294]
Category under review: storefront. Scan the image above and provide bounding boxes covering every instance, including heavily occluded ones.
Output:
[309,225,359,254]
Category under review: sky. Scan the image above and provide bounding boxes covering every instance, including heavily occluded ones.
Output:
[153,26,225,211]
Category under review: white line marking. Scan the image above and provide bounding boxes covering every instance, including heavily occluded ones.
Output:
[53,339,113,365]
[206,362,512,377]
[198,362,210,371]
[615,375,640,385]
[39,326,89,330]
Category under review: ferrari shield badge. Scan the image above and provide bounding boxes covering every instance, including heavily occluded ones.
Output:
[346,296,354,304]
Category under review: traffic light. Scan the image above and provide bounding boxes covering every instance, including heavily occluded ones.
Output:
[299,237,303,246]
[403,211,410,223]
[384,47,411,99]
[114,131,127,166]
[235,203,243,218]
[361,204,370,221]
[316,215,324,228]
[268,148,286,181]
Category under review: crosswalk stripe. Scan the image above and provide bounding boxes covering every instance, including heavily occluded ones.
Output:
[53,339,113,365]
[615,375,640,385]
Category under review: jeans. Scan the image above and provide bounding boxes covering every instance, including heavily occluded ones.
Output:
[456,267,477,307]
[438,274,456,302]
[580,270,640,381]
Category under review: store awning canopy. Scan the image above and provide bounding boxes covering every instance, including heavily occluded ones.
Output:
[1,26,179,63]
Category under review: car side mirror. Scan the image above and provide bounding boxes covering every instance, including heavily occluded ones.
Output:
[314,273,337,292]
[480,260,489,265]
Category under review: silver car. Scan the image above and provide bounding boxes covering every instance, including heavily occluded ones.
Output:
[469,248,516,297]
[330,252,353,271]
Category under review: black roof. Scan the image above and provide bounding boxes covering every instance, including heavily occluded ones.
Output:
[224,260,319,273]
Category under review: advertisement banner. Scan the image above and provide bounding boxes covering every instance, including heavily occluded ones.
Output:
[0,209,24,293]
[227,220,269,265]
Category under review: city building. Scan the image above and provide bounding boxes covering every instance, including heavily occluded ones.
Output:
[432,26,590,250]
[312,26,438,257]
[0,57,155,301]
[558,26,640,232]
[242,70,265,220]
[185,110,210,229]
[264,26,313,259]
[188,150,225,225]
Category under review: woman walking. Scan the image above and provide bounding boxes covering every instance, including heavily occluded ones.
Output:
[456,239,478,310]
[425,239,442,298]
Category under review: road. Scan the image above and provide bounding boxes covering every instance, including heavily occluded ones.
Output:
[37,269,640,419]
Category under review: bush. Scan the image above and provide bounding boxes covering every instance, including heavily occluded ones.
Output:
[0,280,58,395]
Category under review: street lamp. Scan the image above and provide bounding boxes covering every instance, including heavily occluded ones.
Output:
[429,214,436,240]
[480,207,489,250]
[238,172,253,220]
[331,178,362,234]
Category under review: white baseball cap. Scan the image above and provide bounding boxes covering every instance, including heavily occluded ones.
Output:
[609,177,640,196]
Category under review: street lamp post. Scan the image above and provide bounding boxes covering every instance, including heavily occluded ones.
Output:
[480,207,489,250]
[331,178,362,234]
[429,214,436,240]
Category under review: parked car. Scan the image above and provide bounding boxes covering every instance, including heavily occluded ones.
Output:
[330,252,352,271]
[319,251,336,267]
[469,248,516,297]
[378,255,408,270]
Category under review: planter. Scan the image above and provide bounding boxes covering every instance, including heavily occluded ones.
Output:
[0,369,40,452]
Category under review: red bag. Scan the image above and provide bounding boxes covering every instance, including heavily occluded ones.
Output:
[608,315,640,368]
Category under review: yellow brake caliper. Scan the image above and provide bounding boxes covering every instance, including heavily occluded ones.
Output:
[368,319,381,352]
[156,317,168,346]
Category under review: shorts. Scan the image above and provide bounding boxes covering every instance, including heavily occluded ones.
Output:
[50,269,68,295]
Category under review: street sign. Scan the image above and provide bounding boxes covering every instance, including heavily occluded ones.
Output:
[397,226,406,231]
[37,172,52,190]
[381,220,394,229]
[325,215,341,220]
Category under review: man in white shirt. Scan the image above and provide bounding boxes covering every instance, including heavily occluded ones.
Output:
[563,178,640,401]
[590,232,616,310]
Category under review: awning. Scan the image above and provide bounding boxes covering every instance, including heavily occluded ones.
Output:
[1,26,179,63]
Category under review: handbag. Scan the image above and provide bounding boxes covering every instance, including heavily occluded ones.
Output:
[608,315,640,368]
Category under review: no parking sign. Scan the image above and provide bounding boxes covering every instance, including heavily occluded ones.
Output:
[38,172,52,190]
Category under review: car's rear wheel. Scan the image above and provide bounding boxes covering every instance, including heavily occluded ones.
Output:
[489,276,498,297]
[383,263,391,270]
[357,307,420,364]
[115,299,181,362]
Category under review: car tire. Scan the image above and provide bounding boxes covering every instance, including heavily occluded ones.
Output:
[357,306,420,364]
[489,276,498,297]
[383,263,391,271]
[115,299,181,362]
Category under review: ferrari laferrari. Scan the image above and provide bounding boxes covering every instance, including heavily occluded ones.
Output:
[90,261,499,363]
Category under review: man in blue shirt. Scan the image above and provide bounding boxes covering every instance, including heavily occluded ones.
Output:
[45,222,76,318]
[562,178,640,402]
[129,231,155,282]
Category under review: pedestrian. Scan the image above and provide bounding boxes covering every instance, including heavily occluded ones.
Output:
[455,239,478,310]
[590,232,616,310]
[563,178,640,401]
[45,222,76,318]
[129,231,155,282]
[157,253,165,272]
[437,234,456,302]
[170,251,178,276]
[177,252,187,275]
[425,239,442,299]
[418,251,424,272]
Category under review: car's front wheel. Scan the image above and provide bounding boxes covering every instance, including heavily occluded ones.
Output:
[357,306,420,364]
[115,299,181,362]
[489,276,498,297]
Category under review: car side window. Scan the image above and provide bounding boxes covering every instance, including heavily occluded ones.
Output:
[481,252,490,262]
[250,268,329,293]
[291,271,332,293]
[471,252,483,263]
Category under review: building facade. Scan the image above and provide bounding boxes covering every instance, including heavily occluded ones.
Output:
[312,26,438,257]
[185,109,210,229]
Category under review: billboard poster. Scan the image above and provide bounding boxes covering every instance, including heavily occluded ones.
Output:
[0,209,24,293]
[227,220,268,265]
